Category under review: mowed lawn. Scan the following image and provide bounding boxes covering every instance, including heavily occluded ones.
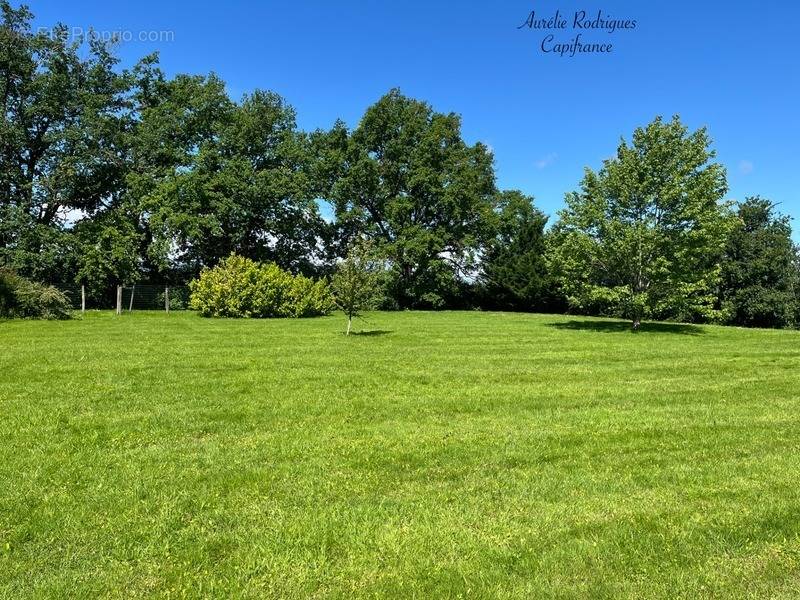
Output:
[2,311,800,598]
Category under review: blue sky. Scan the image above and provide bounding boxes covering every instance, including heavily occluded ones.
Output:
[32,0,800,238]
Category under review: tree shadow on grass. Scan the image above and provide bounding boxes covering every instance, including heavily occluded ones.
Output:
[547,320,705,335]
[349,329,393,337]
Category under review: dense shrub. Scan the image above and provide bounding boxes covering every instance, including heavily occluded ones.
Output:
[0,270,72,319]
[288,276,337,318]
[189,255,334,318]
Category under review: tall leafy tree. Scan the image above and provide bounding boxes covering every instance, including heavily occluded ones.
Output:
[327,89,497,308]
[480,190,550,311]
[719,197,799,328]
[127,70,234,279]
[140,86,325,276]
[0,2,133,282]
[307,121,351,268]
[71,207,141,300]
[549,116,733,329]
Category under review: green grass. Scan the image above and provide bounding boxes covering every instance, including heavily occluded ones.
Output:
[2,311,800,598]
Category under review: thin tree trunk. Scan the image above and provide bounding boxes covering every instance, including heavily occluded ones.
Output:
[346,316,352,336]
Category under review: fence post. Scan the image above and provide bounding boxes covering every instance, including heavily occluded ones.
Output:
[81,284,85,315]
[116,285,122,315]
[165,286,170,314]
[128,284,135,312]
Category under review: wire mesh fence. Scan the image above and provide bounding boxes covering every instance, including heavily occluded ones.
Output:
[58,285,84,310]
[58,284,190,312]
[122,285,190,312]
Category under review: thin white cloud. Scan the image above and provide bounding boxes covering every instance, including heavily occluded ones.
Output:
[534,153,557,169]
[738,160,754,175]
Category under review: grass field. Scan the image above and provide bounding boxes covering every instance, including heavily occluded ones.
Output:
[2,311,800,598]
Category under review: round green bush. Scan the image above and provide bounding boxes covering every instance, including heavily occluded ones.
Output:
[189,255,334,318]
[0,270,72,320]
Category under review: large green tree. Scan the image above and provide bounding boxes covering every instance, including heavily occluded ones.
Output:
[126,69,233,280]
[550,116,733,329]
[0,2,133,283]
[70,207,141,300]
[479,190,551,311]
[719,197,799,328]
[139,85,325,277]
[327,89,497,308]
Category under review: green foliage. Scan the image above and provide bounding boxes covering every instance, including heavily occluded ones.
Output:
[3,2,798,326]
[480,191,555,311]
[795,247,800,326]
[140,85,325,277]
[0,270,71,319]
[188,254,333,318]
[0,270,13,315]
[331,240,384,333]
[156,287,189,311]
[549,115,734,327]
[1,3,327,289]
[326,89,498,308]
[72,209,142,298]
[719,198,799,328]
[0,2,133,282]
[0,208,73,285]
[288,275,337,318]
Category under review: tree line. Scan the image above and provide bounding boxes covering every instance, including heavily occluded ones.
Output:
[2,2,798,328]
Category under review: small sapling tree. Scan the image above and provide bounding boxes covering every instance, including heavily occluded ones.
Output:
[331,240,382,335]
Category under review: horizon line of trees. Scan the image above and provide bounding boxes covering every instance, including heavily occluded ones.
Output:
[2,2,799,328]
